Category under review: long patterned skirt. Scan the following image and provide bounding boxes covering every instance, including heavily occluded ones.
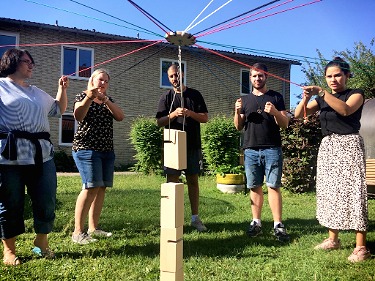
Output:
[316,133,368,231]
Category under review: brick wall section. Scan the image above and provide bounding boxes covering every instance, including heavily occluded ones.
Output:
[0,19,295,166]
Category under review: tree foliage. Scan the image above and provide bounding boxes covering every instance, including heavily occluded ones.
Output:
[281,113,322,193]
[301,39,375,98]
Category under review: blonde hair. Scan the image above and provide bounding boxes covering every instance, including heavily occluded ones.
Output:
[87,68,110,89]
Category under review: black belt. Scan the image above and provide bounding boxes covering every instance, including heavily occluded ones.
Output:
[0,130,51,167]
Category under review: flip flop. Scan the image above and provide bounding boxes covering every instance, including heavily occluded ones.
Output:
[3,256,21,266]
[32,247,55,259]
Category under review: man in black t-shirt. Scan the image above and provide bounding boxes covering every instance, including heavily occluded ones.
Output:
[234,63,290,241]
[156,64,208,232]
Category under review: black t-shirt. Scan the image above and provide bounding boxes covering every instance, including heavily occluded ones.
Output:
[317,88,364,136]
[240,90,286,149]
[156,88,208,149]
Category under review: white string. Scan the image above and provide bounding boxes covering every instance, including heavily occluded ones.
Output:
[183,0,215,34]
[167,89,177,140]
[178,46,186,131]
[185,0,233,33]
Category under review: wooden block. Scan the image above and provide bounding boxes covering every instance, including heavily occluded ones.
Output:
[160,239,183,273]
[161,183,184,201]
[161,197,184,228]
[164,129,187,170]
[161,183,184,228]
[160,226,183,242]
[160,268,184,281]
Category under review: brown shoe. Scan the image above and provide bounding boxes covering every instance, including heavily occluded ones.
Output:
[348,246,371,262]
[314,238,341,250]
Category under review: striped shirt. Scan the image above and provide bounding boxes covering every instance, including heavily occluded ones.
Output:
[0,78,60,165]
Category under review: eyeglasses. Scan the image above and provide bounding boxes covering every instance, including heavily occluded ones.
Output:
[19,59,35,67]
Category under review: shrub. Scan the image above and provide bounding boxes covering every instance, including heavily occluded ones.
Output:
[201,115,242,175]
[129,116,163,175]
[281,112,322,193]
[54,150,77,172]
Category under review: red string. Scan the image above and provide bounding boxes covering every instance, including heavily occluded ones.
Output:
[196,0,322,38]
[195,43,301,87]
[0,39,159,49]
[303,92,308,123]
[69,40,163,77]
[196,0,293,38]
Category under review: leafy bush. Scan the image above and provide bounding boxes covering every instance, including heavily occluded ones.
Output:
[129,116,163,175]
[54,150,77,172]
[201,115,243,175]
[281,112,322,193]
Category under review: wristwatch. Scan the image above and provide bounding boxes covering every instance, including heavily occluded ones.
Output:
[318,89,325,97]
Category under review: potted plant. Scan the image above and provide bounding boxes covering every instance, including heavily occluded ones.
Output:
[201,115,245,193]
[215,164,245,193]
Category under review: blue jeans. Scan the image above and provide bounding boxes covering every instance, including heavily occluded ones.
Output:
[73,150,115,189]
[244,147,283,189]
[0,159,57,239]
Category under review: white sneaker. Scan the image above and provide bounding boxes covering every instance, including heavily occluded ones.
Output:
[72,232,97,245]
[191,218,207,232]
[88,229,113,238]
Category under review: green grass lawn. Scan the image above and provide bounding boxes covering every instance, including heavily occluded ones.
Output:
[1,174,375,280]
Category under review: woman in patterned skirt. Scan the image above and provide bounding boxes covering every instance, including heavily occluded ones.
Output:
[71,69,124,245]
[295,57,370,262]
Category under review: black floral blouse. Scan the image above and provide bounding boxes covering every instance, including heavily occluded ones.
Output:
[72,92,114,152]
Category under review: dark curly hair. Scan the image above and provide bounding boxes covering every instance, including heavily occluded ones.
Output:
[0,48,34,77]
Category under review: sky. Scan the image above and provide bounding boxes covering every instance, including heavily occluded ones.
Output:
[1,0,374,107]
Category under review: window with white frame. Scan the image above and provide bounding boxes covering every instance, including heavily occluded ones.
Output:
[240,68,251,95]
[61,45,93,79]
[0,31,19,57]
[59,113,77,146]
[160,59,186,88]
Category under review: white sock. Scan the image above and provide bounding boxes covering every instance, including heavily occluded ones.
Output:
[191,215,199,222]
[251,219,261,226]
[274,221,282,228]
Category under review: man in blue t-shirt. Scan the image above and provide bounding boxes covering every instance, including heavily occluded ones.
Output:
[234,63,290,242]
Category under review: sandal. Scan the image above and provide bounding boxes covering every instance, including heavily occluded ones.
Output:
[32,247,55,259]
[3,256,21,266]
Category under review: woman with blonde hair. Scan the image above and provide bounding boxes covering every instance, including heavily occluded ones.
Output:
[71,69,124,244]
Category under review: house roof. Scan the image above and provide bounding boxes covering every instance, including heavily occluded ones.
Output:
[0,17,301,66]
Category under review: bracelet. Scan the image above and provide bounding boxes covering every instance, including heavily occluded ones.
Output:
[87,95,94,100]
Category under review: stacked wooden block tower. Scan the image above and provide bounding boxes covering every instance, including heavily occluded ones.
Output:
[160,128,187,281]
[160,182,184,280]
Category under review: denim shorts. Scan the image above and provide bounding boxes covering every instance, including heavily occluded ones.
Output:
[164,148,202,176]
[73,150,115,189]
[0,159,57,239]
[244,147,283,189]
